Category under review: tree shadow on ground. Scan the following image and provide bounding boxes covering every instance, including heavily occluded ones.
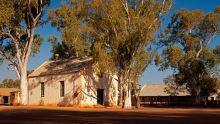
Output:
[0,107,220,124]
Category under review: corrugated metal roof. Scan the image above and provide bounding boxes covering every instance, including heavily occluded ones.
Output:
[0,88,19,96]
[139,84,190,96]
[28,57,93,78]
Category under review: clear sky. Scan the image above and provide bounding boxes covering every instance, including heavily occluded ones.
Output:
[0,0,220,85]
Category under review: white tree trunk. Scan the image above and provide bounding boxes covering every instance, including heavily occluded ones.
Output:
[123,83,132,109]
[195,95,202,105]
[195,86,201,105]
[20,69,28,105]
[124,89,132,109]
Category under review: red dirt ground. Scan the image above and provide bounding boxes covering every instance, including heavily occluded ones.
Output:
[0,106,220,124]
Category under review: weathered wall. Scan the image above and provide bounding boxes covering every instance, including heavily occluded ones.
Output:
[80,71,118,106]
[28,70,118,106]
[10,91,21,105]
[28,73,83,106]
[0,96,4,104]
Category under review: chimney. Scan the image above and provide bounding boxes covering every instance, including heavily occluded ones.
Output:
[54,54,59,60]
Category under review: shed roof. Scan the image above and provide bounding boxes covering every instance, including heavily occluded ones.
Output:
[0,88,19,96]
[28,57,92,78]
[139,84,190,96]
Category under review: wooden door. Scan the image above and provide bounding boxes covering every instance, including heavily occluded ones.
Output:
[97,89,104,105]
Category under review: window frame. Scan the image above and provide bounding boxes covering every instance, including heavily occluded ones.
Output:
[60,81,65,97]
[40,82,45,97]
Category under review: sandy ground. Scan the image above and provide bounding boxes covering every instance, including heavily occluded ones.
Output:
[0,106,220,124]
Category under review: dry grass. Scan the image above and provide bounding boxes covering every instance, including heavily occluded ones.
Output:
[0,106,220,124]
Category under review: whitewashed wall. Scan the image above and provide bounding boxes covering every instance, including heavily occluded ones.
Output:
[28,73,82,106]
[28,71,118,106]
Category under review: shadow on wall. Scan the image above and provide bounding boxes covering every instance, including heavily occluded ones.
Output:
[29,58,91,91]
[29,58,117,106]
[82,63,116,106]
[57,81,83,107]
[57,63,117,106]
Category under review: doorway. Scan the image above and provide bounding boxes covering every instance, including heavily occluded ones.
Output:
[97,89,104,105]
[3,96,9,104]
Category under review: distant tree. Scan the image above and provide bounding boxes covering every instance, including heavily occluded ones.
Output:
[208,46,220,78]
[49,38,89,60]
[51,42,74,60]
[0,79,20,89]
[157,8,220,105]
[164,75,187,96]
[48,2,90,58]
[0,0,50,105]
[49,0,172,108]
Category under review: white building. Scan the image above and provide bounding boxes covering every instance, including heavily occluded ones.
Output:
[28,57,118,106]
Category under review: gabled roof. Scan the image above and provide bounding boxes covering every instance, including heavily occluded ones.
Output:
[0,88,19,96]
[139,84,190,96]
[28,57,93,78]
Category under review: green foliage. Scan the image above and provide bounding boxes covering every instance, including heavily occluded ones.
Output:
[32,35,44,55]
[49,0,172,107]
[88,0,172,81]
[51,42,81,60]
[0,79,20,88]
[0,1,14,28]
[49,0,172,81]
[174,60,218,97]
[0,0,50,72]
[164,75,187,96]
[155,53,163,66]
[159,8,220,102]
[48,1,89,58]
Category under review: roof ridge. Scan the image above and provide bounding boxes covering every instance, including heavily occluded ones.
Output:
[144,83,165,85]
[28,60,50,77]
[140,84,147,92]
[28,57,93,77]
[47,57,93,62]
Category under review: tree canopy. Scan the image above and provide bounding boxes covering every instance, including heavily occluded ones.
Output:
[49,0,172,108]
[0,0,50,105]
[0,79,20,88]
[158,7,220,104]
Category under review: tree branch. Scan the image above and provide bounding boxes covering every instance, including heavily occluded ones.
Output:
[23,0,43,63]
[196,31,217,58]
[1,32,23,67]
[148,0,172,30]
[119,0,131,25]
[28,0,35,23]
[0,50,21,79]
[207,31,217,46]
[14,64,21,79]
[196,40,203,58]
[23,28,35,65]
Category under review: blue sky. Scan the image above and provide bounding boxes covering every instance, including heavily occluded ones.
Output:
[0,0,220,85]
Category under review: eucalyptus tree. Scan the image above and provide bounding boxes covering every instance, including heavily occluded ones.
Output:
[0,78,20,88]
[158,7,220,105]
[0,0,50,105]
[49,0,172,108]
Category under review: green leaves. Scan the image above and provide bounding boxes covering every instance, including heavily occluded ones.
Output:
[48,1,89,58]
[0,0,14,28]
[155,53,162,66]
[0,78,20,88]
[49,0,172,86]
[159,7,220,100]
[163,45,183,68]
[0,0,50,81]
[32,34,44,55]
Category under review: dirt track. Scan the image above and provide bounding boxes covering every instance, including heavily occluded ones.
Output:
[0,106,220,124]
